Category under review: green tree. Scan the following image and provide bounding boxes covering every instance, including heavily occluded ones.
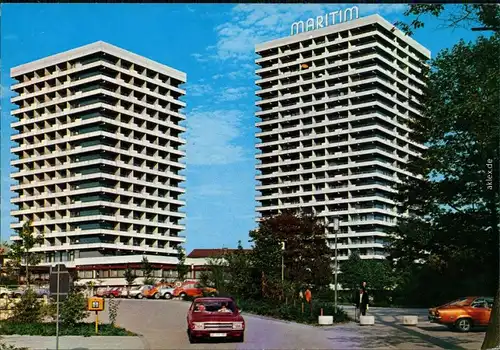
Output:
[7,221,44,287]
[176,246,189,282]
[395,4,500,36]
[198,255,228,293]
[225,241,256,299]
[59,291,89,326]
[141,257,155,285]
[250,211,333,296]
[10,289,43,323]
[124,264,136,297]
[387,20,499,347]
[339,251,395,292]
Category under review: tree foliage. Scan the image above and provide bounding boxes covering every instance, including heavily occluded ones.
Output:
[6,221,44,287]
[175,246,189,282]
[389,13,499,348]
[250,211,333,292]
[396,4,500,35]
[339,250,394,292]
[141,257,155,285]
[124,264,136,297]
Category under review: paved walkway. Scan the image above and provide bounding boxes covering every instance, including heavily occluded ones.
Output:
[0,335,147,350]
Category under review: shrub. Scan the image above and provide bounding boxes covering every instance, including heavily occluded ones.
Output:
[0,322,134,336]
[59,292,89,326]
[10,289,43,324]
[108,299,121,326]
[237,298,349,325]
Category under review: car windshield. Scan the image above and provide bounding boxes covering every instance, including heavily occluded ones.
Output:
[445,298,470,306]
[131,286,141,291]
[193,300,236,313]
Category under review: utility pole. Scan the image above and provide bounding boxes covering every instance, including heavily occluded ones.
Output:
[281,241,285,282]
[331,217,340,312]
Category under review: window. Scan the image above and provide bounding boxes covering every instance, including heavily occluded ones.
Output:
[110,270,118,278]
[101,270,110,278]
[117,270,125,278]
[83,271,92,279]
[136,270,144,277]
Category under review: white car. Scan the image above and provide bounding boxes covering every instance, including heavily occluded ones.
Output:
[0,287,12,298]
[128,285,147,299]
[159,287,175,299]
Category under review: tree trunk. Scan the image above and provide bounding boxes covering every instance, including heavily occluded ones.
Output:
[482,286,500,349]
[25,254,29,288]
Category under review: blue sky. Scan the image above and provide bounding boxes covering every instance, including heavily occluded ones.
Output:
[0,4,484,252]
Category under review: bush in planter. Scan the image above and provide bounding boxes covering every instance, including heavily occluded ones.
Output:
[59,291,89,326]
[10,289,43,324]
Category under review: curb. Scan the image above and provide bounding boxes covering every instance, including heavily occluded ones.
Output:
[138,334,151,350]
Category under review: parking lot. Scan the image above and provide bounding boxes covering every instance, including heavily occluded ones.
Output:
[90,299,485,349]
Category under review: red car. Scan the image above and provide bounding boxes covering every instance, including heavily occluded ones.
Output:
[186,297,245,343]
[428,296,493,332]
[96,287,122,298]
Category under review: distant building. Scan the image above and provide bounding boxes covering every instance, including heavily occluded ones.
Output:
[9,41,187,280]
[255,14,429,262]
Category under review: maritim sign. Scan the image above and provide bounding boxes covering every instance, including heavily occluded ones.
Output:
[291,6,360,36]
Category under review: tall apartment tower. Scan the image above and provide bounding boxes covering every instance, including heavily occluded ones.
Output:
[255,14,430,262]
[10,41,186,280]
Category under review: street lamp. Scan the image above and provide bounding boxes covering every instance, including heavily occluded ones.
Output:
[331,217,340,311]
[281,241,285,282]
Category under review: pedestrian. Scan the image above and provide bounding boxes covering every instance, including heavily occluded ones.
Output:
[354,281,369,319]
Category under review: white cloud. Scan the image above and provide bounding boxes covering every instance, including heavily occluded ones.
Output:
[204,4,407,62]
[186,83,213,96]
[185,109,249,165]
[218,87,251,102]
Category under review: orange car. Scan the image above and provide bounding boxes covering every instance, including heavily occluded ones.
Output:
[173,280,217,299]
[428,296,493,332]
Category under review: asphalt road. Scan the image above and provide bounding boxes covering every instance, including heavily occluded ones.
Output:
[95,299,485,350]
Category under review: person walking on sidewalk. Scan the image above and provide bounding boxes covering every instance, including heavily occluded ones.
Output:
[354,281,370,320]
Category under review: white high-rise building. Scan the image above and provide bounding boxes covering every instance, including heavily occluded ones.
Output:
[10,41,186,282]
[255,14,430,261]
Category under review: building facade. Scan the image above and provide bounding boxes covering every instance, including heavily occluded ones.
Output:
[10,41,187,281]
[255,14,430,262]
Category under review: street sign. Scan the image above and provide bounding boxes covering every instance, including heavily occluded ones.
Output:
[49,264,73,300]
[87,297,105,312]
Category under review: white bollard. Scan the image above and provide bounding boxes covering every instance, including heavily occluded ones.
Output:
[318,315,334,325]
[359,315,375,326]
[402,315,418,326]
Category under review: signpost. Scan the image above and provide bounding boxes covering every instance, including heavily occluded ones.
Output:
[87,297,105,334]
[49,264,72,350]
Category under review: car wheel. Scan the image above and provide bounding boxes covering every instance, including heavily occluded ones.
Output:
[154,293,160,299]
[137,294,144,299]
[164,293,172,300]
[0,293,6,298]
[180,293,187,300]
[187,330,197,344]
[455,318,472,332]
[236,334,244,343]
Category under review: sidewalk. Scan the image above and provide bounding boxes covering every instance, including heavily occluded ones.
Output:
[1,335,147,350]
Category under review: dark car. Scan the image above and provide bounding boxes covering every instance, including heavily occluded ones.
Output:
[186,297,245,343]
[428,296,493,332]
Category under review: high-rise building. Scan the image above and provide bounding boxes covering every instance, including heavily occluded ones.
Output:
[10,41,186,282]
[255,14,430,261]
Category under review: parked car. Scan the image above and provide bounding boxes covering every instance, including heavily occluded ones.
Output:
[186,297,245,343]
[428,296,493,332]
[96,287,122,298]
[144,285,161,299]
[11,287,49,298]
[159,286,175,299]
[128,285,148,299]
[174,281,217,299]
[0,287,12,298]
